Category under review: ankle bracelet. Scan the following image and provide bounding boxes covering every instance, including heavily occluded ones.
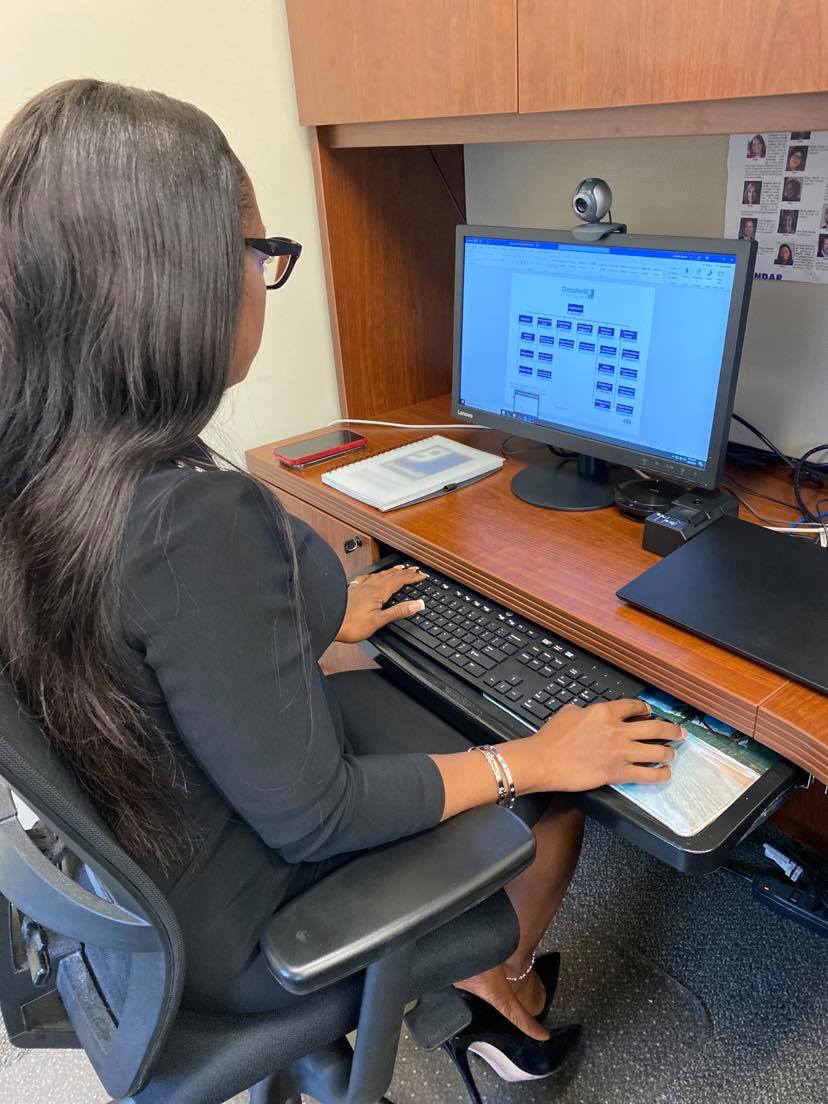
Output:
[506,949,537,984]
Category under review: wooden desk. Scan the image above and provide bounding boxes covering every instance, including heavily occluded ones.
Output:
[247,396,828,851]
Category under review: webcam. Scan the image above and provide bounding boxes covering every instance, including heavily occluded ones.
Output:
[572,178,613,223]
[571,178,627,241]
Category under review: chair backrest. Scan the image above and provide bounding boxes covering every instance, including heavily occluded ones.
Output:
[0,673,186,1100]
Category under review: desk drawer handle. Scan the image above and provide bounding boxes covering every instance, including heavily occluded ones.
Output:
[343,537,363,554]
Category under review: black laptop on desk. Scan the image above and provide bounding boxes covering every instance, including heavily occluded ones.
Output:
[617,515,828,697]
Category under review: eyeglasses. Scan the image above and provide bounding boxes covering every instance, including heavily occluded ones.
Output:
[244,236,302,290]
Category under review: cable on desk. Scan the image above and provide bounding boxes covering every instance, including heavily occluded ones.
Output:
[793,444,828,525]
[792,510,828,528]
[721,480,827,543]
[723,463,828,545]
[730,413,828,484]
[501,434,544,458]
[730,413,797,472]
[766,527,828,546]
[721,473,800,514]
[500,435,577,460]
[327,419,494,430]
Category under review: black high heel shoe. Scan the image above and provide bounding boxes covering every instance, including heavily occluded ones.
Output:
[442,992,581,1104]
[531,950,561,1022]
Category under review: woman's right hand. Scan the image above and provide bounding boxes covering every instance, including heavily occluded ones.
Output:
[432,697,685,822]
[523,698,685,792]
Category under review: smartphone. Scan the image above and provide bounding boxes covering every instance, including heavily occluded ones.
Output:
[273,429,367,468]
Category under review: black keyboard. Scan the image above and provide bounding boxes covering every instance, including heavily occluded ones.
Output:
[381,560,645,732]
[373,556,802,876]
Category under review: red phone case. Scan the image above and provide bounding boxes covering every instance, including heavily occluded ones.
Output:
[273,436,367,467]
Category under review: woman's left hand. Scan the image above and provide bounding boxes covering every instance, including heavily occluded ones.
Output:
[336,565,428,644]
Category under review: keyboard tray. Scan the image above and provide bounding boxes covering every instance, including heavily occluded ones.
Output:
[367,559,804,875]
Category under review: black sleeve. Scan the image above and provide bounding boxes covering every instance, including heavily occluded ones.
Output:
[121,469,445,862]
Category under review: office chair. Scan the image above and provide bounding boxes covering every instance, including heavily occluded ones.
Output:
[0,673,535,1104]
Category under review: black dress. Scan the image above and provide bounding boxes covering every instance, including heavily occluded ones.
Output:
[118,462,503,1012]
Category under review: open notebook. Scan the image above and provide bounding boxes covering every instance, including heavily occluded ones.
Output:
[321,435,503,511]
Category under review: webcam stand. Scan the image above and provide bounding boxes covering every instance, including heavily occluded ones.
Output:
[571,219,628,242]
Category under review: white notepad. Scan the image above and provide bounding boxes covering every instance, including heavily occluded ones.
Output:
[321,435,503,511]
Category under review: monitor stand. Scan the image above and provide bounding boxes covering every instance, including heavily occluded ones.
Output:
[511,454,628,511]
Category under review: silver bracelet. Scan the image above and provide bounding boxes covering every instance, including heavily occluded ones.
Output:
[487,745,516,809]
[469,745,508,806]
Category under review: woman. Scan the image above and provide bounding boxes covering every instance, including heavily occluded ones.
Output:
[0,81,680,1092]
[747,134,766,158]
[775,243,794,265]
[786,146,807,171]
[742,180,760,205]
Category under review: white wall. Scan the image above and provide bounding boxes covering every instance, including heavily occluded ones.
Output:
[2,0,339,463]
[466,138,828,456]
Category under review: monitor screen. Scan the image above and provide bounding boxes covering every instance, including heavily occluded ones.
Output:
[454,231,753,482]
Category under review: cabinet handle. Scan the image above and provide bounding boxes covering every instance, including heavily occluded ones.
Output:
[343,537,363,554]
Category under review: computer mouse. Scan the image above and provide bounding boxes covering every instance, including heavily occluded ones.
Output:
[625,710,685,746]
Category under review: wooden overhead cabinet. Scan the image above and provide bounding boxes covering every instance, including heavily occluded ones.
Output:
[284,0,518,125]
[518,0,828,114]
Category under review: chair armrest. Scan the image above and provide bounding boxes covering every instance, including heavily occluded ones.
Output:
[261,805,535,995]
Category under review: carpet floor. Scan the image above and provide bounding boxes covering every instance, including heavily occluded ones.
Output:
[2,819,826,1104]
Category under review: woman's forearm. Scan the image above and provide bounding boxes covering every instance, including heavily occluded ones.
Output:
[430,738,542,821]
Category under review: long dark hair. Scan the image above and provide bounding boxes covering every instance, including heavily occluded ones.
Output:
[0,80,249,864]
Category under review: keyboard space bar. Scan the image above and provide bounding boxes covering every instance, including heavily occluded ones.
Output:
[392,620,442,651]
[483,693,536,732]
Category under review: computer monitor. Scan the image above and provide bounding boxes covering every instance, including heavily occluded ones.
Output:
[451,226,756,510]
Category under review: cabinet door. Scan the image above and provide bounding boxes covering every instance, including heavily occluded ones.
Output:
[285,0,517,125]
[274,489,380,673]
[275,488,380,574]
[519,0,827,114]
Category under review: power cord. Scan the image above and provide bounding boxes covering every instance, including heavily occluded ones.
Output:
[329,414,827,529]
[327,419,493,430]
[720,472,800,514]
[728,413,828,539]
[793,444,828,524]
[501,434,545,458]
[730,413,828,485]
[426,146,466,222]
[730,413,799,474]
[720,482,828,544]
[501,435,577,460]
[723,824,828,917]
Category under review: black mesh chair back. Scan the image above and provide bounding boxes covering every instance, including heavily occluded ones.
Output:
[0,672,184,1100]
[0,668,536,1104]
